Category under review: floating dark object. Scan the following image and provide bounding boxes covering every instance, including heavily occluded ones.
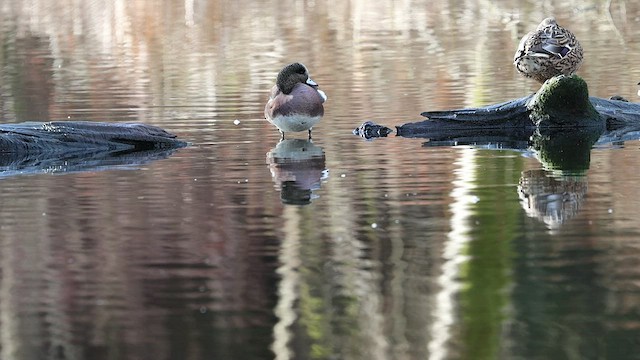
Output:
[353,75,640,172]
[0,121,187,177]
[0,121,187,154]
[352,121,393,139]
[356,75,640,141]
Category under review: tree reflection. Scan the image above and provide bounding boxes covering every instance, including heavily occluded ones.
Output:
[1,33,54,121]
[2,0,640,359]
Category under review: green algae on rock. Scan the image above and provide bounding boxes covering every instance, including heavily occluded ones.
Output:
[526,75,602,128]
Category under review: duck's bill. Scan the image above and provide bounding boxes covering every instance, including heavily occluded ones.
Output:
[306,78,318,86]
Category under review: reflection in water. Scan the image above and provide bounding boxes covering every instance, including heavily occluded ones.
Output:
[429,148,476,360]
[0,147,182,178]
[531,128,601,173]
[2,34,54,122]
[518,169,587,229]
[2,0,640,359]
[266,139,327,205]
[271,205,299,360]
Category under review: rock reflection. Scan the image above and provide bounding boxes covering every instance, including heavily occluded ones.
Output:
[266,139,327,205]
[518,169,587,229]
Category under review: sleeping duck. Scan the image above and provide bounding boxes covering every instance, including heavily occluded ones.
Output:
[514,18,583,83]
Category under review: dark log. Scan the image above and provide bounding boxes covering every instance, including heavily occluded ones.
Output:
[390,75,640,139]
[353,75,640,171]
[0,121,187,154]
[0,121,187,177]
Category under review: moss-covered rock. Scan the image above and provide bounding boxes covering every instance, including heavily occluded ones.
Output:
[526,75,603,128]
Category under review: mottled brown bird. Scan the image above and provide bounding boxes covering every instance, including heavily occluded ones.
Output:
[514,18,583,83]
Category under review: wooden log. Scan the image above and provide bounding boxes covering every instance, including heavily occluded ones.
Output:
[354,75,640,142]
[0,121,187,154]
[0,121,187,177]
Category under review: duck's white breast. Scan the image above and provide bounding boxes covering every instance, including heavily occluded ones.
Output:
[268,114,322,133]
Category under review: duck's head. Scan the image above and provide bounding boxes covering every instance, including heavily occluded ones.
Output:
[276,62,318,94]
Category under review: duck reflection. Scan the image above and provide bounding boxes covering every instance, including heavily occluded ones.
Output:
[518,169,587,229]
[266,139,327,205]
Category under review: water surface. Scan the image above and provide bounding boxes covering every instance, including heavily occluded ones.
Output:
[2,0,640,359]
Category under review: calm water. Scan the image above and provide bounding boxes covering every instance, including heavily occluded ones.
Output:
[2,0,640,359]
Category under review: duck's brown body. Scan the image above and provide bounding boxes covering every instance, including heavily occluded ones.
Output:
[514,18,583,83]
[265,63,327,139]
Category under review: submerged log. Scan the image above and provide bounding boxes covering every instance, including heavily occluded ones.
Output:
[353,75,640,171]
[390,75,640,138]
[0,121,187,154]
[0,121,187,177]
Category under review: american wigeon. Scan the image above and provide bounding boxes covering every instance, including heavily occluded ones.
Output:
[265,63,327,139]
[514,18,583,83]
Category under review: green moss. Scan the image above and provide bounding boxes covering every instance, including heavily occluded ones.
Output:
[527,75,602,128]
[532,127,602,172]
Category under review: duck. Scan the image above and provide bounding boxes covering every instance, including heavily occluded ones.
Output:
[265,62,327,139]
[514,17,583,83]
